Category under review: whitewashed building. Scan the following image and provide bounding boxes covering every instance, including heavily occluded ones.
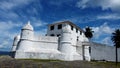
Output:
[11,21,120,62]
[12,21,91,61]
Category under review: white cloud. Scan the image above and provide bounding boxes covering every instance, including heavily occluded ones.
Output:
[0,41,9,48]
[102,37,113,46]
[31,19,48,36]
[97,14,120,20]
[0,21,22,51]
[92,22,114,38]
[0,10,19,20]
[33,20,48,27]
[0,21,22,30]
[76,0,89,9]
[76,0,120,12]
[100,23,113,34]
[91,22,114,45]
[0,0,34,20]
[35,29,47,36]
[0,0,33,10]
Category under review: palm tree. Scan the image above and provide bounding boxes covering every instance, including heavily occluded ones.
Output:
[84,26,94,60]
[85,26,94,40]
[111,29,120,65]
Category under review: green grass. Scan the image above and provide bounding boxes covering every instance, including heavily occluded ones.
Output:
[18,59,62,62]
[90,61,120,68]
[17,59,120,68]
[1,57,120,68]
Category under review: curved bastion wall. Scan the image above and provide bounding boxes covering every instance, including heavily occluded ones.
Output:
[17,36,59,52]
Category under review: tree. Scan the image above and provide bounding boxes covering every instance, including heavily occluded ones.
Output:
[85,26,94,40]
[111,29,120,65]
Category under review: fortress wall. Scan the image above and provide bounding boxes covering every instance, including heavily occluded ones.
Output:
[91,43,120,62]
[15,36,60,59]
[34,36,58,42]
[33,36,59,50]
[33,40,58,51]
[17,36,59,52]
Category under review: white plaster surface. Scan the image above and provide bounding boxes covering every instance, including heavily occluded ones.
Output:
[90,43,120,62]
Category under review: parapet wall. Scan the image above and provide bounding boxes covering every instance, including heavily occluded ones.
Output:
[34,36,58,42]
[32,36,59,51]
[17,36,59,52]
[91,43,120,62]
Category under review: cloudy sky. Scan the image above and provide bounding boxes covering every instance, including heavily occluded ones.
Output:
[0,0,120,51]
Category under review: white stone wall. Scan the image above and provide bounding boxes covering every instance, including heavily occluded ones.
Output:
[17,40,35,52]
[34,36,58,42]
[84,45,91,61]
[91,43,120,62]
[76,42,91,61]
[17,36,58,52]
[15,35,61,59]
[69,25,88,45]
[12,46,17,51]
[47,23,88,45]
[21,29,34,40]
[12,35,20,51]
[15,51,61,60]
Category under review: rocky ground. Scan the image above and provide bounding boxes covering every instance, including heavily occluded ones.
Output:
[0,56,120,68]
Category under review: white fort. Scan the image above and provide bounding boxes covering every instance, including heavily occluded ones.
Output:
[12,21,90,61]
[12,21,120,62]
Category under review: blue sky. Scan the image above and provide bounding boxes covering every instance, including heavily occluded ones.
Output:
[0,0,120,51]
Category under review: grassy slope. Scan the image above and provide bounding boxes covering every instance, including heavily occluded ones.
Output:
[0,56,120,68]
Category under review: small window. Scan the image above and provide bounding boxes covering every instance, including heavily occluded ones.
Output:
[58,24,62,29]
[50,34,54,36]
[71,25,73,30]
[57,34,61,37]
[80,31,82,35]
[76,28,78,33]
[50,25,54,30]
[89,47,91,54]
[77,36,79,41]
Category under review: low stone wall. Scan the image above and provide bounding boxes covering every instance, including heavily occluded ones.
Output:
[90,43,120,62]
